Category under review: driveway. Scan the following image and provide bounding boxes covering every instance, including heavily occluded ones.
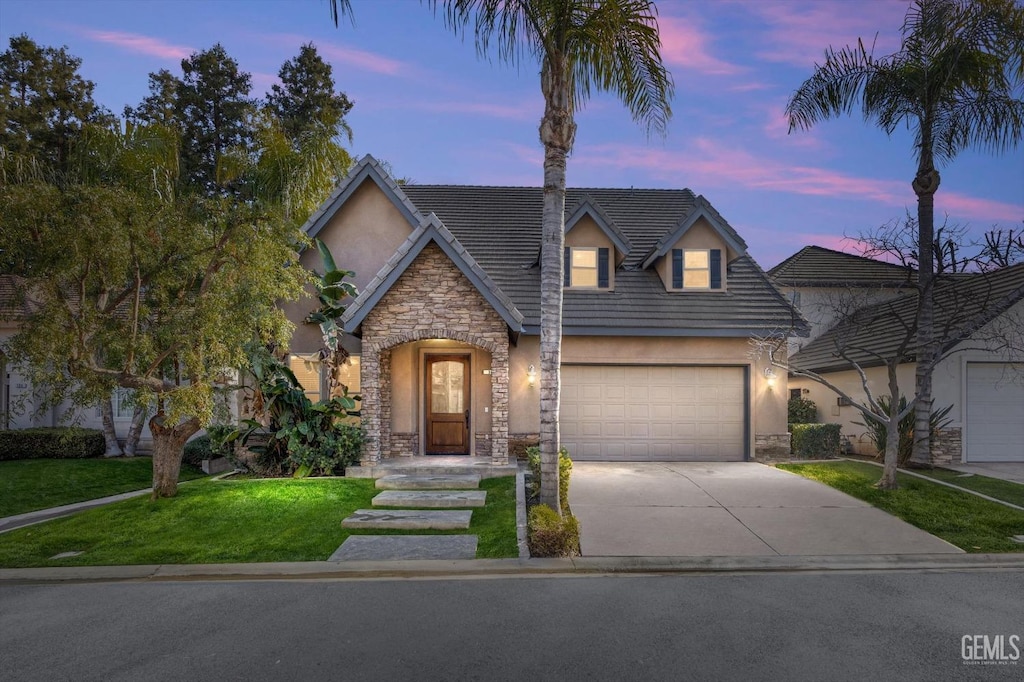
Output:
[569,462,963,557]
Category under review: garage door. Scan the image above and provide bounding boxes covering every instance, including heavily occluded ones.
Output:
[966,363,1024,462]
[561,365,747,461]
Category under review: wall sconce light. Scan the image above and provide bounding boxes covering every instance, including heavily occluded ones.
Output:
[527,364,537,387]
[764,367,777,389]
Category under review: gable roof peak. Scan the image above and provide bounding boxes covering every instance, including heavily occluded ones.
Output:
[301,154,423,240]
[640,195,747,269]
[564,195,632,254]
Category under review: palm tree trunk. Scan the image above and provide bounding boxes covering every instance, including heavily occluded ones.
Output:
[537,56,576,513]
[99,397,122,457]
[911,160,940,467]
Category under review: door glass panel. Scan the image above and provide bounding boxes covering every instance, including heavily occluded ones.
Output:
[431,361,464,413]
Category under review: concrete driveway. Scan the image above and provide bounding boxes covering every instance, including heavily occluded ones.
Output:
[570,462,963,557]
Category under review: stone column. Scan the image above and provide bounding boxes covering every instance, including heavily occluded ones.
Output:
[360,348,381,465]
[490,340,510,464]
[379,348,392,460]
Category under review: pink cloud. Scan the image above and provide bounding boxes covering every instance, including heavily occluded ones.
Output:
[657,16,743,75]
[572,139,1021,224]
[762,103,823,149]
[69,26,193,60]
[317,43,410,77]
[744,0,906,68]
[409,99,539,121]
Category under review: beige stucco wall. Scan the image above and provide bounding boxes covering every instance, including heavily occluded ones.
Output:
[508,335,788,456]
[282,179,415,354]
[654,218,731,291]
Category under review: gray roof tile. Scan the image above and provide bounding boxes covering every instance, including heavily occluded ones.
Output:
[770,245,913,287]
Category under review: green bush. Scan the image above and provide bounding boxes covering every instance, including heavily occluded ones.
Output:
[527,504,581,557]
[286,424,363,477]
[525,446,573,513]
[0,427,105,460]
[182,425,237,467]
[853,396,953,466]
[790,423,841,458]
[788,397,818,424]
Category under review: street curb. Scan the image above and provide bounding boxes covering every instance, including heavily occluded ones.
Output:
[3,553,1023,584]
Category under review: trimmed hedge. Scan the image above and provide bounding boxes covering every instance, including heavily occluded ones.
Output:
[790,423,841,458]
[0,427,105,460]
[788,397,818,424]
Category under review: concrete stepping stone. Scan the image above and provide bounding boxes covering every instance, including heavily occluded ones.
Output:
[372,490,487,508]
[329,535,478,561]
[341,509,472,530]
[375,474,480,490]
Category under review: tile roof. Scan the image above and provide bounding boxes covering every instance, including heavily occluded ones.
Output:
[790,263,1024,372]
[398,184,806,336]
[770,245,914,287]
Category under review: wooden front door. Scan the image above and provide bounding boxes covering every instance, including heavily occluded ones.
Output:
[425,354,470,455]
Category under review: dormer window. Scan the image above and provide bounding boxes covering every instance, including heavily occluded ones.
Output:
[565,247,610,289]
[672,248,722,290]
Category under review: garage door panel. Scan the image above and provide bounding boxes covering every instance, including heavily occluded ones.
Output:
[966,363,1024,462]
[562,365,746,462]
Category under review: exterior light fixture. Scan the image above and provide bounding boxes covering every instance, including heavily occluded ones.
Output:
[527,364,537,387]
[764,367,777,389]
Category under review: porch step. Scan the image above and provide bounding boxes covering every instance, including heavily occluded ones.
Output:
[347,461,518,479]
[341,509,472,530]
[329,535,478,561]
[372,490,487,508]
[375,474,481,490]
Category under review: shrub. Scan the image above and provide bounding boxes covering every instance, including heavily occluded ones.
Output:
[525,446,572,513]
[527,504,581,557]
[0,427,105,460]
[788,397,818,424]
[853,396,954,466]
[790,423,841,458]
[286,424,363,477]
[182,425,237,468]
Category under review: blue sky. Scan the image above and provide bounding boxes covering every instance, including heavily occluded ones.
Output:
[2,0,1022,268]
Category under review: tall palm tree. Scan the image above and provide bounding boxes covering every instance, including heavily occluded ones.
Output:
[786,0,1024,478]
[330,0,672,511]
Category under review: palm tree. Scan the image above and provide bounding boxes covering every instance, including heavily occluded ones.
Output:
[786,0,1024,479]
[331,0,672,510]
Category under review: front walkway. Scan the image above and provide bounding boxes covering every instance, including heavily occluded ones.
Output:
[569,462,962,557]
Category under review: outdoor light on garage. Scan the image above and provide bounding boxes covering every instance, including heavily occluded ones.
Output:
[527,364,537,387]
[764,367,777,389]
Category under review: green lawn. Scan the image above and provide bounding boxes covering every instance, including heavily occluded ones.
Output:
[0,457,206,518]
[0,475,518,567]
[778,460,1024,553]
[911,467,1024,508]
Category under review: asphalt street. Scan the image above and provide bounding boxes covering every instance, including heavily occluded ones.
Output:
[1,569,1021,681]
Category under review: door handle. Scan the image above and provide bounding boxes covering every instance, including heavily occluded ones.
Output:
[465,409,470,427]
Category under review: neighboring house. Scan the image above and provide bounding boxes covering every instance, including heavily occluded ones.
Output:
[281,155,805,466]
[771,246,1024,464]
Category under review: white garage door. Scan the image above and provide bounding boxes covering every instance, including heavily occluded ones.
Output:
[966,363,1024,462]
[561,365,747,461]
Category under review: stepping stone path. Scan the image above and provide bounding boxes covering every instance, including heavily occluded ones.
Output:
[372,490,487,508]
[334,473,484,561]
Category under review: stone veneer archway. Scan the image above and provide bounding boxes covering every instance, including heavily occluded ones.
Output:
[358,243,510,464]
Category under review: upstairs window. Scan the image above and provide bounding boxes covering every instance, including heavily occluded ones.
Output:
[564,247,610,288]
[672,248,722,290]
[289,353,322,401]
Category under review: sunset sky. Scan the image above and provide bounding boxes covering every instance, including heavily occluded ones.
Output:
[3,0,1022,268]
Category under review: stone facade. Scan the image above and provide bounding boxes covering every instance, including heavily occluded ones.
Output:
[754,433,792,461]
[930,427,962,466]
[389,433,419,458]
[360,243,510,464]
[509,433,541,461]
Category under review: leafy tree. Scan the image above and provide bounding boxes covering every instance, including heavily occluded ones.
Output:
[266,43,353,144]
[786,0,1024,466]
[0,121,311,497]
[123,69,180,128]
[0,34,112,173]
[330,0,673,512]
[174,44,256,194]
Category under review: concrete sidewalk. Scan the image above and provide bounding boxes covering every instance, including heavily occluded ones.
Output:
[569,462,963,557]
[946,462,1024,485]
[0,489,152,535]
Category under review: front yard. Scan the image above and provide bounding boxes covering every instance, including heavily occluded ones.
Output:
[0,475,517,567]
[779,460,1024,553]
[0,457,206,518]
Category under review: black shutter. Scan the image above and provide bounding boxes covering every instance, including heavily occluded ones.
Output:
[710,249,722,289]
[672,249,683,288]
[598,248,609,288]
[564,247,571,287]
